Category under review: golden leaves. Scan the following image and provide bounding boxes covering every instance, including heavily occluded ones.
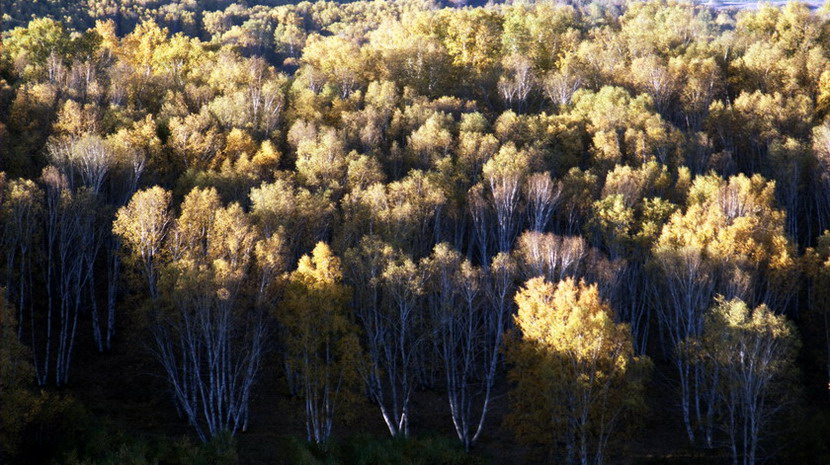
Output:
[506,277,649,449]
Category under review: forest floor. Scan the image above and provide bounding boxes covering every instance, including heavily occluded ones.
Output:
[62,326,738,465]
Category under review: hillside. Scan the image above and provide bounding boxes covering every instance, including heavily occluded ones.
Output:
[2,1,830,464]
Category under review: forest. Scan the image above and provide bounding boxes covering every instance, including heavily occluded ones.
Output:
[1,0,830,463]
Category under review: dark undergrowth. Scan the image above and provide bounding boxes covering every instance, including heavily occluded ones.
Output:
[277,434,487,465]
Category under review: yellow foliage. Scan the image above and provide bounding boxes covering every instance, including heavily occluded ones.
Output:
[506,277,650,455]
[279,242,360,442]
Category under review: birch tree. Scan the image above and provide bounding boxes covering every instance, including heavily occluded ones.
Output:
[423,243,505,450]
[119,187,269,441]
[524,172,561,233]
[2,179,42,345]
[30,166,86,386]
[345,236,423,437]
[113,186,172,300]
[279,242,359,444]
[515,231,587,283]
[506,277,651,465]
[482,143,530,255]
[689,297,799,465]
[101,117,152,349]
[48,134,114,352]
[498,54,536,113]
[652,173,797,445]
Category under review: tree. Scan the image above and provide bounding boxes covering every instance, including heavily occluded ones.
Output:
[48,135,115,352]
[498,54,536,113]
[651,172,797,445]
[294,126,348,192]
[524,172,561,233]
[542,62,584,107]
[301,35,367,99]
[407,114,453,170]
[629,54,676,116]
[479,142,531,257]
[558,168,600,235]
[3,18,74,80]
[6,82,60,176]
[249,176,335,262]
[515,231,587,283]
[368,20,454,97]
[341,171,445,256]
[279,242,359,444]
[813,122,830,233]
[35,165,86,386]
[130,187,270,441]
[688,297,799,465]
[273,11,307,59]
[670,56,721,132]
[439,8,503,96]
[506,277,650,465]
[167,110,225,172]
[2,178,42,344]
[0,291,36,461]
[422,244,507,450]
[345,236,424,437]
[570,86,682,169]
[803,231,830,401]
[205,56,287,138]
[113,186,172,300]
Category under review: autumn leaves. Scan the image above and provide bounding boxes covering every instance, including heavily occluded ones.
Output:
[507,278,650,465]
[2,0,830,463]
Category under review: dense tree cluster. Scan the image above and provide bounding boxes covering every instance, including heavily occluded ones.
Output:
[2,0,830,464]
